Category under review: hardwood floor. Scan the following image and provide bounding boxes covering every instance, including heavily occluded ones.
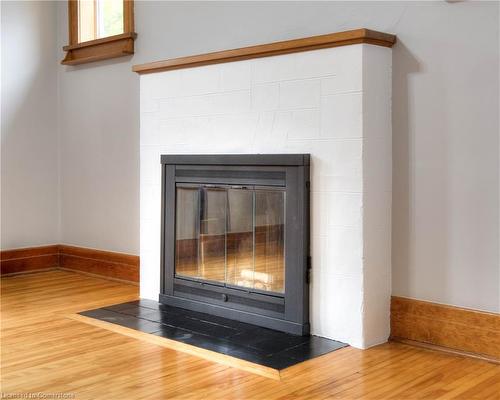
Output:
[1,271,499,399]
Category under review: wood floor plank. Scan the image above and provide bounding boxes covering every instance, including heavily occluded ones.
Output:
[67,313,281,380]
[1,270,499,399]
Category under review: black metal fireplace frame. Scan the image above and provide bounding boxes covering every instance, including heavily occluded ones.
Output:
[159,154,310,335]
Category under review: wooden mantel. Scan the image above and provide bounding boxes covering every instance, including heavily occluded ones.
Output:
[132,28,396,74]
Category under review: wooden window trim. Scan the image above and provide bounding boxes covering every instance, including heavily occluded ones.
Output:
[62,0,136,66]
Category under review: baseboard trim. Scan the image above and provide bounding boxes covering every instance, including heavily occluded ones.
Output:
[59,245,139,283]
[3,248,498,361]
[1,245,139,283]
[391,296,499,361]
[0,245,60,274]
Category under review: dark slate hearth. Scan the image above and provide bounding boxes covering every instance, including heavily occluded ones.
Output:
[79,300,347,370]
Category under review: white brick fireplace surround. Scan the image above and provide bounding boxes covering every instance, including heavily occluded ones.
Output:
[138,30,394,349]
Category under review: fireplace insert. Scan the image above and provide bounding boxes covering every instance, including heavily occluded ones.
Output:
[160,154,310,335]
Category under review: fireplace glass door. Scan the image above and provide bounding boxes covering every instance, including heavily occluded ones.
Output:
[175,185,285,294]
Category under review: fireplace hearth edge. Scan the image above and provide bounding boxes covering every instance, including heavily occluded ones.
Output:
[160,154,310,335]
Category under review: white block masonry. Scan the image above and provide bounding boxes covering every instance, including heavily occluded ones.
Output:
[139,44,392,349]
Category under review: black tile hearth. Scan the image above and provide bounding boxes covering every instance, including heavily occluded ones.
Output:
[80,300,347,370]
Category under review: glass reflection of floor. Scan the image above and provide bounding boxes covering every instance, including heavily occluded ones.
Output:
[176,237,285,293]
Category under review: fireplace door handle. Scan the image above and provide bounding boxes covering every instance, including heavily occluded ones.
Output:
[202,184,226,190]
[198,184,252,190]
[229,185,250,190]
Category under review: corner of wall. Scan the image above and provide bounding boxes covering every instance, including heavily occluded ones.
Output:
[1,1,60,249]
[55,0,63,246]
[360,44,393,348]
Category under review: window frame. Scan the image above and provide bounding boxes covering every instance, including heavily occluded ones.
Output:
[61,0,136,65]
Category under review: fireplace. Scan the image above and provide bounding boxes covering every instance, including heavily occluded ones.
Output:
[159,154,310,335]
[139,31,394,347]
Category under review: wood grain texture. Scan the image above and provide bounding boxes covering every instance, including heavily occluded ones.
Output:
[132,28,396,74]
[2,270,499,400]
[68,313,280,380]
[0,245,139,283]
[0,245,59,275]
[59,245,139,283]
[391,296,500,361]
[393,338,499,365]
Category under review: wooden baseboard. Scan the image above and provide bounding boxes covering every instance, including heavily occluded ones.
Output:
[3,248,498,361]
[1,244,139,283]
[59,245,139,283]
[391,296,500,361]
[0,245,60,275]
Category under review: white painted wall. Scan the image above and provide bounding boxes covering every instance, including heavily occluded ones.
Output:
[57,61,139,254]
[2,1,494,313]
[1,1,59,249]
[139,44,393,348]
